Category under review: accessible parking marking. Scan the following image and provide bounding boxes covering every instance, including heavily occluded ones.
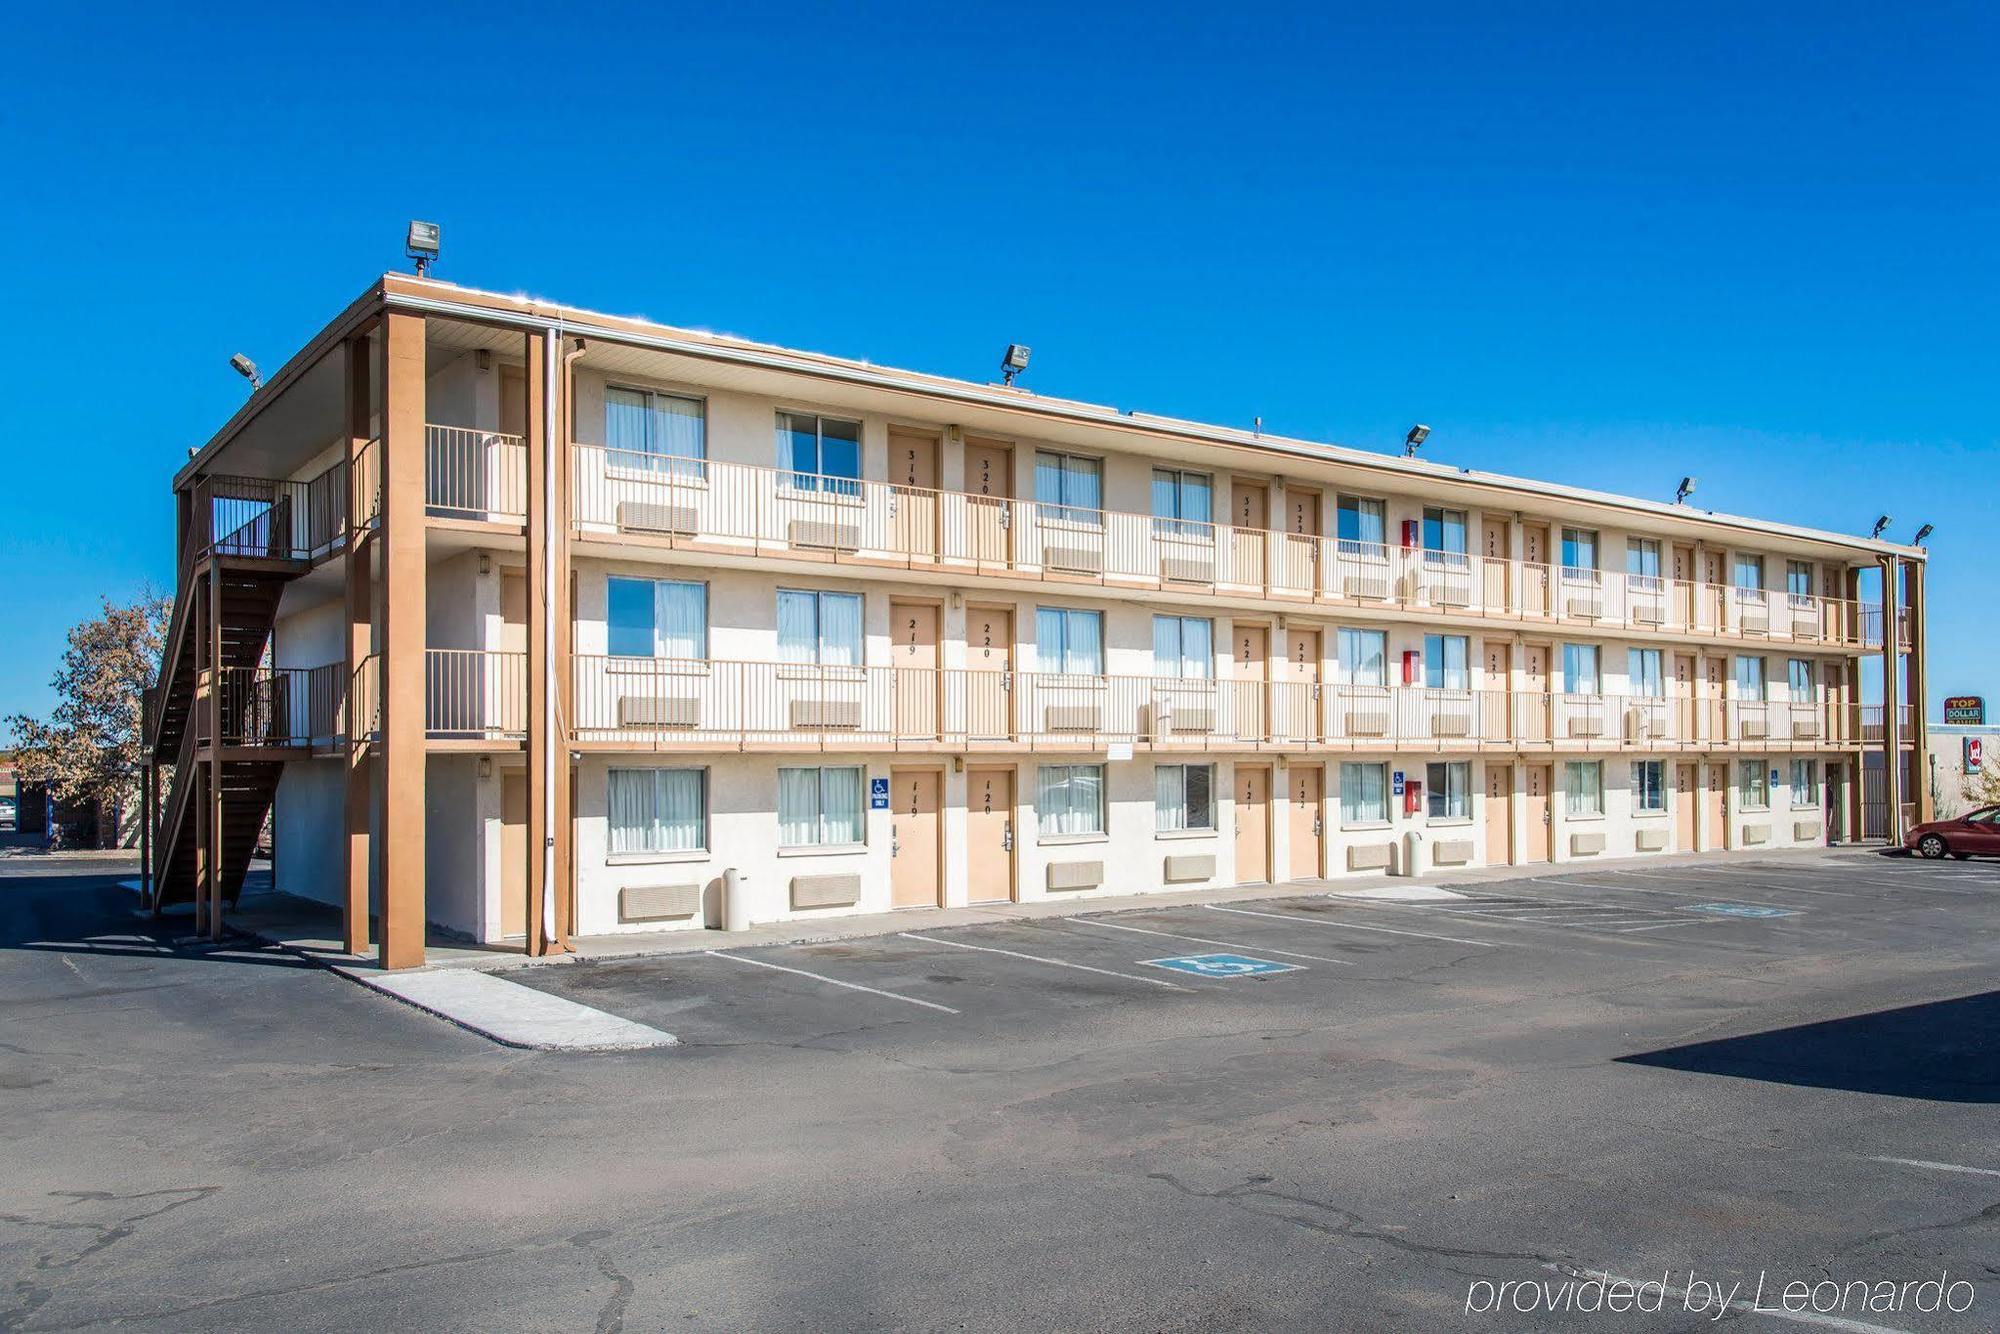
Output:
[706,950,961,1014]
[897,931,1187,989]
[1142,952,1301,978]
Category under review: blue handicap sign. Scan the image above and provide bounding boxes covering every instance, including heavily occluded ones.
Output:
[869,777,891,810]
[1143,952,1301,978]
[1684,902,1796,919]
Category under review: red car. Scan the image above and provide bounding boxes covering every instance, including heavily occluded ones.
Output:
[1905,805,2000,859]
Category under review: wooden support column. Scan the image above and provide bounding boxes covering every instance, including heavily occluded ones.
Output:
[377,311,428,970]
[1906,557,1930,823]
[205,561,224,941]
[342,331,375,956]
[524,330,566,956]
[1879,556,1902,844]
[139,760,153,908]
[554,337,577,949]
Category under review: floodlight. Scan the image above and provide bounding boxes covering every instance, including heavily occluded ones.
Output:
[229,353,262,390]
[1675,476,1697,504]
[1404,423,1430,457]
[1871,515,1892,539]
[1913,523,1934,546]
[406,220,441,276]
[1001,343,1031,386]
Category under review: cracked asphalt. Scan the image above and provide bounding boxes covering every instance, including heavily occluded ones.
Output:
[2,850,1996,1331]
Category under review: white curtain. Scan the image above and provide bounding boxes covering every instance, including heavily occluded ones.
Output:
[1629,650,1663,697]
[649,393,704,466]
[606,387,650,455]
[1154,617,1211,679]
[821,767,863,843]
[1340,629,1385,686]
[777,768,817,845]
[1039,608,1100,675]
[819,593,862,667]
[777,591,817,664]
[1339,497,1385,547]
[1564,644,1600,694]
[1036,452,1099,517]
[608,769,704,854]
[655,581,706,659]
[1426,635,1467,690]
[1038,765,1102,836]
[1340,763,1385,824]
[1155,765,1184,831]
[777,767,863,846]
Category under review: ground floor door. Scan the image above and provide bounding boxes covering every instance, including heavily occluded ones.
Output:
[1674,763,1698,851]
[1524,764,1553,862]
[1287,765,1322,880]
[1704,763,1728,850]
[890,768,942,908]
[500,772,527,936]
[965,766,1015,904]
[1485,763,1512,865]
[1235,764,1272,883]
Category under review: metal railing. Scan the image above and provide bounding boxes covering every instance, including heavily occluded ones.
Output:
[208,667,315,748]
[426,425,526,523]
[426,649,528,739]
[571,657,1871,753]
[200,459,348,562]
[571,445,1895,649]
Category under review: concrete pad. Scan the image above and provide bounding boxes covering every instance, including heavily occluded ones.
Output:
[1327,883,1467,901]
[338,966,677,1051]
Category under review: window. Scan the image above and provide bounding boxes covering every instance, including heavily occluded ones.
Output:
[1563,642,1601,694]
[607,769,706,855]
[1425,761,1470,819]
[1037,764,1105,837]
[777,766,865,847]
[607,577,706,659]
[1735,655,1767,700]
[1789,759,1819,807]
[1152,616,1213,679]
[1787,560,1814,603]
[1336,495,1387,552]
[1788,658,1815,698]
[777,589,863,666]
[1631,760,1666,814]
[1565,760,1604,817]
[1340,762,1389,825]
[1422,507,1468,565]
[1155,764,1215,832]
[1036,607,1103,675]
[1424,634,1469,690]
[1035,451,1102,525]
[1627,648,1664,698]
[1739,761,1769,811]
[606,387,706,477]
[1626,538,1662,589]
[1151,469,1212,535]
[1561,527,1599,574]
[776,412,861,494]
[1339,627,1387,686]
[1733,553,1765,592]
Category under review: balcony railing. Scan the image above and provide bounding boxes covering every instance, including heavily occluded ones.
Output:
[571,446,1897,649]
[572,657,1872,753]
[198,460,348,563]
[426,649,528,740]
[426,425,526,523]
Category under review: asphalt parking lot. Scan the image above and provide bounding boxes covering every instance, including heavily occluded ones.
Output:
[4,849,1997,1331]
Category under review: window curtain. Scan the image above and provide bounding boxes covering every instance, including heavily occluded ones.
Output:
[1154,617,1212,679]
[1037,453,1100,519]
[1151,470,1179,523]
[1038,765,1102,836]
[777,591,817,664]
[650,394,705,465]
[1338,497,1385,547]
[1341,629,1386,686]
[820,767,864,843]
[1737,656,1766,698]
[655,581,706,659]
[1341,763,1385,823]
[1155,765,1185,831]
[606,388,650,455]
[1425,636,1467,690]
[777,768,817,845]
[608,769,704,854]
[1628,650,1663,697]
[777,768,860,847]
[818,593,863,667]
[1040,608,1101,675]
[1564,644,1599,694]
[1566,761,1602,816]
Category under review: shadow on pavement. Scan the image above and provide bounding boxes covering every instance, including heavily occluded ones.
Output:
[1619,990,1999,1104]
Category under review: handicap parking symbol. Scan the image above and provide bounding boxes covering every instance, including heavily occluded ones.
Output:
[1684,902,1796,919]
[1143,952,1301,978]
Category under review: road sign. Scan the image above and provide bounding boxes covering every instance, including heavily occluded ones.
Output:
[1944,696,1985,725]
[1684,902,1796,919]
[869,777,890,810]
[1142,952,1301,978]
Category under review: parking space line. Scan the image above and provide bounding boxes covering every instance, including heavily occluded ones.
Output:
[1066,917,1356,965]
[1205,902,1507,947]
[897,932,1188,989]
[1870,1155,2000,1179]
[1604,868,1868,900]
[705,950,961,1014]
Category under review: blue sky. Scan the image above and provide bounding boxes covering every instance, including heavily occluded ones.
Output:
[1,2,1992,723]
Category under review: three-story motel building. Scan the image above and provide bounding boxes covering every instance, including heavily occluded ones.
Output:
[142,275,1929,967]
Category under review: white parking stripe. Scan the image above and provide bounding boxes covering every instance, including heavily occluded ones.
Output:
[1871,1155,2000,1179]
[898,932,1187,989]
[1205,902,1506,947]
[1067,917,1356,964]
[706,950,960,1014]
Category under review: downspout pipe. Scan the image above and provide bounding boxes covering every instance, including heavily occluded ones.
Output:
[540,323,562,946]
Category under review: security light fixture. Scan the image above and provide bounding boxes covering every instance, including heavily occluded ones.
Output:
[1914,523,1934,546]
[406,220,441,277]
[1404,423,1430,457]
[1871,514,1892,540]
[1675,476,1697,505]
[229,353,262,390]
[1000,343,1031,386]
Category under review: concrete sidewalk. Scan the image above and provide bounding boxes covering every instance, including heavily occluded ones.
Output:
[230,843,1892,975]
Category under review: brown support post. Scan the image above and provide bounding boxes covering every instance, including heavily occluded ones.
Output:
[139,760,153,908]
[206,560,224,941]
[377,311,428,970]
[555,336,579,949]
[524,331,556,956]
[342,332,375,956]
[1879,556,1902,844]
[1906,558,1930,823]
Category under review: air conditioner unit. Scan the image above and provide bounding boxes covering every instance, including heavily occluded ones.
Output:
[1344,572,1390,600]
[1623,707,1656,742]
[1346,710,1390,737]
[1044,704,1102,732]
[618,696,699,728]
[1791,719,1822,740]
[1566,595,1604,618]
[791,699,861,729]
[1739,718,1770,740]
[1171,707,1216,733]
[788,519,861,552]
[616,501,698,536]
[1632,603,1664,625]
[1568,715,1606,738]
[1159,554,1214,583]
[1044,544,1104,574]
[1433,711,1472,738]
[1431,582,1472,608]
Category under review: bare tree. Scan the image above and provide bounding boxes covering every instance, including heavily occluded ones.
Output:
[6,594,170,847]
